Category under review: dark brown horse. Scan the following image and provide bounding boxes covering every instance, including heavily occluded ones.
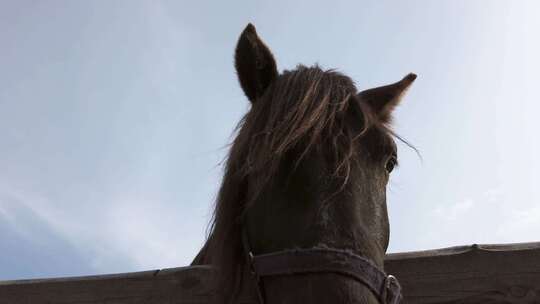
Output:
[192,24,416,304]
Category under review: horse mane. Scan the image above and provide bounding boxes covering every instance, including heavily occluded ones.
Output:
[205,65,391,301]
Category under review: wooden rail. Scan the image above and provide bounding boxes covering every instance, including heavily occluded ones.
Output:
[1,242,539,303]
[385,242,540,303]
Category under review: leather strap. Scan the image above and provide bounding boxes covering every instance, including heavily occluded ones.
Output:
[242,229,402,304]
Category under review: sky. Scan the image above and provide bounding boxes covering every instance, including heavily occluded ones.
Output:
[1,0,540,280]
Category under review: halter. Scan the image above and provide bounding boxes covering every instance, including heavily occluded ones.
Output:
[242,228,402,304]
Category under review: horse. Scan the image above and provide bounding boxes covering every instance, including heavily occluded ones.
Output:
[192,23,416,304]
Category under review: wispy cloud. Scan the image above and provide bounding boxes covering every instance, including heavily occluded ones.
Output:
[433,198,474,222]
[426,188,540,247]
[0,193,95,280]
[0,186,207,279]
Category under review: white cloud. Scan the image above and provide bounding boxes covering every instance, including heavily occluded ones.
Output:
[425,188,540,247]
[0,185,207,275]
[433,198,474,222]
[98,195,205,270]
[497,204,540,242]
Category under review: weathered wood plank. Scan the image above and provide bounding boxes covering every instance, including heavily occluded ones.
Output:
[0,265,258,304]
[0,266,226,304]
[385,242,540,304]
[1,242,539,303]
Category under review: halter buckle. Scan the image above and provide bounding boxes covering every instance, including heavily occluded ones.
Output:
[247,251,260,280]
[382,274,402,304]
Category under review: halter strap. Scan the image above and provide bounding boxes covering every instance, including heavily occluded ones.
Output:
[242,228,402,304]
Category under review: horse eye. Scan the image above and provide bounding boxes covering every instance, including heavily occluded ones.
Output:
[385,156,397,173]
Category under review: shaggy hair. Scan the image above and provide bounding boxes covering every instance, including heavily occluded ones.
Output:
[204,65,395,301]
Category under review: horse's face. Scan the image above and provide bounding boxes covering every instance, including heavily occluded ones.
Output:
[243,125,398,303]
[208,24,415,304]
[243,103,399,264]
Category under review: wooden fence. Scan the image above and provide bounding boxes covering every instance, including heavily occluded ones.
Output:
[1,242,539,303]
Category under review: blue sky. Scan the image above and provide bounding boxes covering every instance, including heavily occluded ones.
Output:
[1,0,539,280]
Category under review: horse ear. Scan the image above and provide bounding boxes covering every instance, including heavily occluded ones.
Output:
[358,73,417,122]
[235,23,278,103]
